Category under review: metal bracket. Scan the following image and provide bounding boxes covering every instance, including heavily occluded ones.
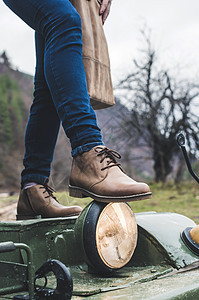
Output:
[177,133,199,184]
[0,242,34,299]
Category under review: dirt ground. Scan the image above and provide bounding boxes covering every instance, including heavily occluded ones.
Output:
[0,198,17,221]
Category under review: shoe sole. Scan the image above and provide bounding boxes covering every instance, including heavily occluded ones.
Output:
[69,185,152,203]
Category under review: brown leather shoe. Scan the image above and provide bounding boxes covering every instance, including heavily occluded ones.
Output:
[17,184,82,220]
[69,146,152,202]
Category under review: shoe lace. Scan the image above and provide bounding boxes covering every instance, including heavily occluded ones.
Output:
[95,147,124,171]
[39,184,58,201]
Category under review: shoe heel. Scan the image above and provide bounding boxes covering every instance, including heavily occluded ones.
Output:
[69,186,84,198]
[16,214,42,220]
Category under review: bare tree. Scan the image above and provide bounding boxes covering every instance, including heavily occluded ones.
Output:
[116,31,199,182]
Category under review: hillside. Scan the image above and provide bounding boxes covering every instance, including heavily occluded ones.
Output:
[0,54,153,192]
[0,59,31,191]
[0,56,73,191]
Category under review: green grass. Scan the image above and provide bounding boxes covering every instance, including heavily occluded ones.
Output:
[129,182,199,223]
[57,182,199,223]
[0,182,199,223]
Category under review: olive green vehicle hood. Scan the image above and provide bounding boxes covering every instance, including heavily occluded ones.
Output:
[0,211,199,299]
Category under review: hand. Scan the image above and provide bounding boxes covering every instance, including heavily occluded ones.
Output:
[100,0,112,24]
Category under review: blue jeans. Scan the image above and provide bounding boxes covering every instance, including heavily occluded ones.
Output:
[3,0,104,186]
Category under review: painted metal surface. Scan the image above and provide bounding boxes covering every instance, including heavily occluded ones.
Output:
[2,266,199,299]
[0,216,81,271]
[73,268,199,299]
[0,211,199,299]
[134,212,198,268]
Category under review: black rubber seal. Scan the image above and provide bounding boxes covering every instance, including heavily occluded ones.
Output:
[181,227,199,256]
[83,201,116,274]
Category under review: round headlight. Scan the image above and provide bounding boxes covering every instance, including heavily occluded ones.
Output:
[75,201,137,273]
[182,226,199,256]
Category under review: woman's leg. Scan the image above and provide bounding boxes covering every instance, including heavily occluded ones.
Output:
[21,32,61,185]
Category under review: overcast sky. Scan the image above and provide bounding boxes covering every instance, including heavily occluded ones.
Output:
[1,0,199,84]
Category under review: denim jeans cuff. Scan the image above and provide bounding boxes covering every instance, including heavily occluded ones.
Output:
[71,142,104,157]
[21,174,49,188]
